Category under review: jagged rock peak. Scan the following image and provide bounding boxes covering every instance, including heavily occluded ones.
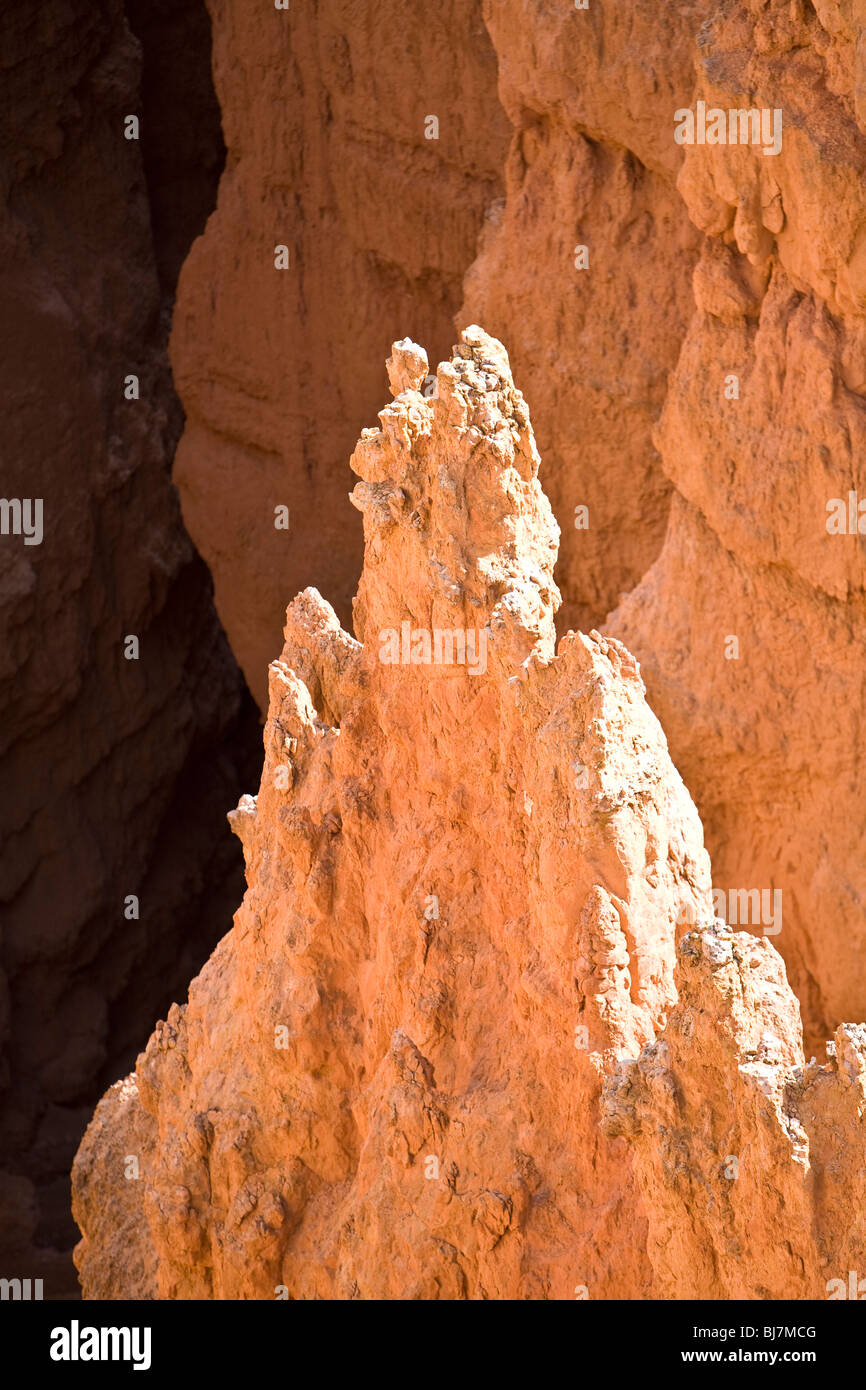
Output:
[73,332,866,1302]
[349,327,561,671]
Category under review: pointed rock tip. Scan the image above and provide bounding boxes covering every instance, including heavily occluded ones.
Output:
[455,324,512,382]
[386,338,428,397]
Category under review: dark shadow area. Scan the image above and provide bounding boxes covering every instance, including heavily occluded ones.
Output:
[0,0,259,1299]
[125,0,227,302]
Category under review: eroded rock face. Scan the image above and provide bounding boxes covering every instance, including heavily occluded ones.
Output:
[162,0,866,1063]
[460,0,712,632]
[73,332,866,1300]
[603,921,866,1300]
[0,0,258,1294]
[170,0,510,709]
[447,0,866,1058]
[171,0,709,689]
[610,0,866,1053]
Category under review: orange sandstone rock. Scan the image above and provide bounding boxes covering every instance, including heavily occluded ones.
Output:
[609,0,866,1053]
[73,332,865,1300]
[604,925,866,1299]
[170,0,509,709]
[460,0,712,631]
[163,0,866,1060]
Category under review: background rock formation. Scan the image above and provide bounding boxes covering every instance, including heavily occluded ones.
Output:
[73,333,866,1300]
[0,0,258,1295]
[460,0,711,631]
[610,0,866,1053]
[170,0,510,708]
[5,0,866,1303]
[168,0,866,1055]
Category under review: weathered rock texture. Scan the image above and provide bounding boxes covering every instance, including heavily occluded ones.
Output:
[170,0,510,709]
[604,925,866,1299]
[610,0,866,1054]
[173,0,721,685]
[161,0,866,1059]
[460,0,711,631]
[73,333,866,1300]
[0,0,258,1295]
